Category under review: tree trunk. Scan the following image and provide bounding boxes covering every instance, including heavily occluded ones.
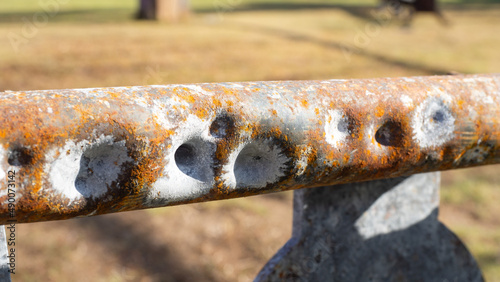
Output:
[137,0,189,22]
[137,0,157,20]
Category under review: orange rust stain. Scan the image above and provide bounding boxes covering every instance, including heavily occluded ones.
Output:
[343,154,350,164]
[108,91,120,99]
[375,106,385,118]
[357,130,364,141]
[185,95,196,103]
[212,97,223,108]
[301,100,308,108]
[307,146,318,166]
[270,109,277,116]
[194,106,209,119]
[315,108,320,115]
[325,150,335,161]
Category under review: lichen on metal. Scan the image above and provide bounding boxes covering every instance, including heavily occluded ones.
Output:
[0,74,499,224]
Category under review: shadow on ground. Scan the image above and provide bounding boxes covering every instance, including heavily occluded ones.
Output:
[1,1,499,24]
[228,22,459,75]
[71,213,217,282]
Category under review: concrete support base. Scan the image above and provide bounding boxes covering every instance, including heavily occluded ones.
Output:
[256,173,483,282]
[0,226,10,282]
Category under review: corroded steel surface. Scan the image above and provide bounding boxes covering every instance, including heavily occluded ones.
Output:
[0,74,498,223]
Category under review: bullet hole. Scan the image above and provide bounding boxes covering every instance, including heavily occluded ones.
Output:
[8,147,33,166]
[174,138,214,182]
[75,143,132,198]
[412,97,455,148]
[209,114,235,138]
[325,110,357,148]
[234,139,290,188]
[375,121,404,147]
[432,110,445,123]
[337,118,349,133]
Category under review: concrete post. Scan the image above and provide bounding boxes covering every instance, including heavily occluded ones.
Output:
[256,173,483,281]
[138,0,189,22]
[0,226,11,282]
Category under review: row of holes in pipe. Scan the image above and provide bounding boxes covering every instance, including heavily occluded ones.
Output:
[6,106,451,191]
[173,108,450,185]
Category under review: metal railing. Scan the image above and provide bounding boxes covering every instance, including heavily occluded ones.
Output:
[0,73,498,281]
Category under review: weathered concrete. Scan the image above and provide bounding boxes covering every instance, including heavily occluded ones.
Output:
[256,173,483,282]
[0,226,11,282]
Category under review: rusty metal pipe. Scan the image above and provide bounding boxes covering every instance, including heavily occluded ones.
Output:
[0,74,499,223]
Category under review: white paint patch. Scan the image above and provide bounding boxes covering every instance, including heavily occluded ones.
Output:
[365,123,388,154]
[220,144,244,189]
[470,88,494,105]
[306,85,317,92]
[268,92,281,99]
[412,97,455,148]
[402,77,416,82]
[45,140,88,201]
[430,85,453,103]
[223,139,290,189]
[467,106,478,120]
[47,107,53,113]
[128,86,148,92]
[133,96,150,108]
[325,110,350,150]
[151,102,171,130]
[185,85,213,96]
[0,146,6,198]
[45,135,131,201]
[0,146,5,182]
[400,95,413,108]
[149,114,215,203]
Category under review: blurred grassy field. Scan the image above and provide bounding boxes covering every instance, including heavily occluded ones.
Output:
[1,0,499,281]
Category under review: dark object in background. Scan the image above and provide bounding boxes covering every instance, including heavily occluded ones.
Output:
[379,0,449,26]
[136,0,190,22]
[137,0,157,20]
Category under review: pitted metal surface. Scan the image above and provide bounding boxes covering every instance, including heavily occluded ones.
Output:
[0,74,499,223]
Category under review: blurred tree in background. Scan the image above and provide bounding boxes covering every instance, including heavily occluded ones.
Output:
[137,0,190,22]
